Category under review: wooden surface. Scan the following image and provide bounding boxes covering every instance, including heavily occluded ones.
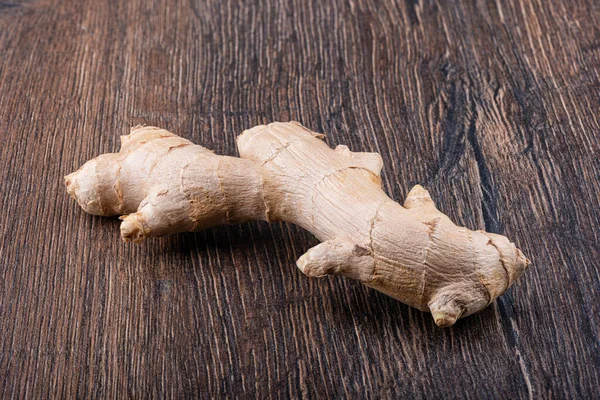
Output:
[1,0,599,397]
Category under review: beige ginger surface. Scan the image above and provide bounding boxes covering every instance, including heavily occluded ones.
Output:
[65,122,529,327]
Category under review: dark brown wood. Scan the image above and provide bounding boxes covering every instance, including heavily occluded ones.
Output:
[1,0,599,397]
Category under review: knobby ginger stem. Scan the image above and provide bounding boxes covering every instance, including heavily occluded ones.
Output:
[65,122,530,327]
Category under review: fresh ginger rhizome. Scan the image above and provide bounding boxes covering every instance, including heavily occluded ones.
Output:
[66,122,529,327]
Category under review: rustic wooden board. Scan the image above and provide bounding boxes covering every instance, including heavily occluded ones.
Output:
[1,0,599,397]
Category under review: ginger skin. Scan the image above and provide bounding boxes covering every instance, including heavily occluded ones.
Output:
[65,122,529,327]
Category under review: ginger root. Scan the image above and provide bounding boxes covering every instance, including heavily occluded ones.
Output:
[65,122,529,327]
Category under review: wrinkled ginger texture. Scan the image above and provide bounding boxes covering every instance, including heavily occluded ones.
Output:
[65,122,530,327]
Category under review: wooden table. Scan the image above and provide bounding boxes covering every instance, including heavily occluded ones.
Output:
[1,0,598,397]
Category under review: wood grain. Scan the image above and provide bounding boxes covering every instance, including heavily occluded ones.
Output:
[1,0,599,397]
